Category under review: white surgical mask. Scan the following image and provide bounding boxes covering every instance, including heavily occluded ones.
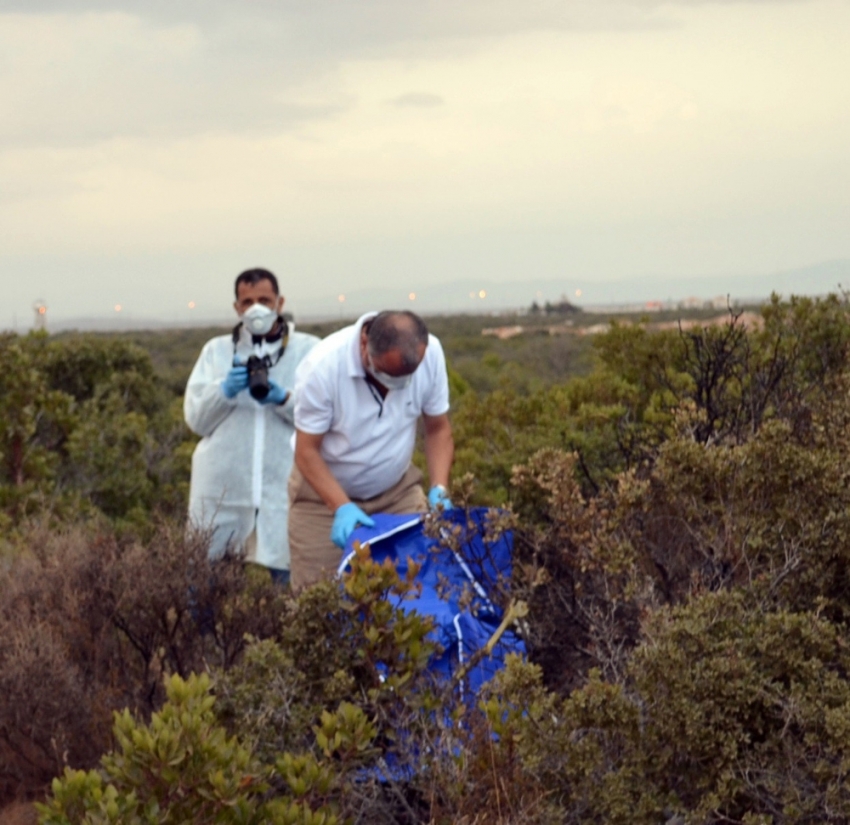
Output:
[367,353,413,390]
[241,303,278,336]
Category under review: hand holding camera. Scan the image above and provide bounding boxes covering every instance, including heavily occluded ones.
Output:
[221,365,249,398]
[225,356,288,405]
[259,380,289,406]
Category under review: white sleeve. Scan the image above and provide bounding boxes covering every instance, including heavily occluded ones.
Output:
[271,334,319,427]
[293,358,335,435]
[271,389,295,425]
[422,336,450,417]
[183,342,237,437]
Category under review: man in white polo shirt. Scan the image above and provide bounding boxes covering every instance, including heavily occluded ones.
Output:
[289,310,454,590]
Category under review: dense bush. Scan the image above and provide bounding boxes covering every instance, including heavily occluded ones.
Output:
[34,560,850,823]
[0,333,192,533]
[468,590,850,824]
[6,294,850,822]
[37,672,345,825]
[452,295,850,501]
[0,520,284,805]
[35,549,452,824]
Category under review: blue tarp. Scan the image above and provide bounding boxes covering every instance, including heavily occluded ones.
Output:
[338,507,525,697]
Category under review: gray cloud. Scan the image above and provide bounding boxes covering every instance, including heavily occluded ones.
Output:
[387,92,445,109]
[0,8,355,149]
[0,1,683,150]
[0,0,825,151]
[0,1,702,58]
[3,0,813,151]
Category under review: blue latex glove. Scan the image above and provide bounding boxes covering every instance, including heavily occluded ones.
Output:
[221,365,249,399]
[428,484,454,512]
[258,380,289,406]
[331,503,375,549]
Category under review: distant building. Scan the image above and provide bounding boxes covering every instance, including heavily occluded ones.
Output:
[649,312,764,333]
[580,323,615,336]
[481,325,524,340]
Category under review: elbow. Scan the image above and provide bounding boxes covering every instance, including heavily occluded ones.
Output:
[294,437,309,474]
[183,411,202,436]
[185,405,217,438]
[186,420,209,438]
[294,433,323,476]
[427,418,453,442]
[183,394,207,435]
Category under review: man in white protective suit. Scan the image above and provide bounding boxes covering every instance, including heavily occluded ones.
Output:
[184,268,319,585]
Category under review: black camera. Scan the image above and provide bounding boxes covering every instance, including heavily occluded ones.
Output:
[246,355,272,400]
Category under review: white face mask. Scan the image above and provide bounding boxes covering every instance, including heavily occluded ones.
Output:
[241,303,278,336]
[367,353,413,390]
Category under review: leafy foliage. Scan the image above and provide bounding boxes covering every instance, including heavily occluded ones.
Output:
[0,520,284,804]
[6,294,850,823]
[0,333,192,534]
[37,673,342,825]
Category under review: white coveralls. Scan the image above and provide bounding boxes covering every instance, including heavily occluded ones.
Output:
[184,323,318,570]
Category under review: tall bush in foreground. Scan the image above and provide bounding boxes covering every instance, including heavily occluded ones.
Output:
[0,519,284,806]
[38,547,447,825]
[37,673,342,825]
[28,522,850,824]
[461,591,850,824]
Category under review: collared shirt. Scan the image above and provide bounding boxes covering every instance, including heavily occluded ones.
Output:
[293,312,450,500]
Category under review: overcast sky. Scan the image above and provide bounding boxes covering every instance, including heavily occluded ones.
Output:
[2,0,849,326]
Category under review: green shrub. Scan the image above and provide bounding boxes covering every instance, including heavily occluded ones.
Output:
[216,545,445,823]
[0,520,285,805]
[37,673,341,825]
[463,591,850,824]
[15,295,850,823]
[633,590,850,823]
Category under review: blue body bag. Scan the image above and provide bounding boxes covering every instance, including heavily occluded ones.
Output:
[338,507,525,697]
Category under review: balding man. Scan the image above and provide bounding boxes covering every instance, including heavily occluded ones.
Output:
[289,310,454,590]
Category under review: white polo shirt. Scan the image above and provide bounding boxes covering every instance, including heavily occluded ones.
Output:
[293,313,450,500]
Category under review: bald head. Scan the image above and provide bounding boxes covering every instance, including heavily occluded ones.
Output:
[366,311,429,372]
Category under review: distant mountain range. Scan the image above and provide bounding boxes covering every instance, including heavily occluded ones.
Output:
[20,258,850,333]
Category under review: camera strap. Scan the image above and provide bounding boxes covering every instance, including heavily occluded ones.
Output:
[232,318,289,367]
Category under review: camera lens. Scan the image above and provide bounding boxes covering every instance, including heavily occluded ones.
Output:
[246,355,270,400]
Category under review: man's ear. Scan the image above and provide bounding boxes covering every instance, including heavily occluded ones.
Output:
[359,326,370,362]
[276,295,285,314]
[233,300,240,316]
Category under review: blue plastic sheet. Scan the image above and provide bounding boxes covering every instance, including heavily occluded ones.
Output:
[338,507,525,697]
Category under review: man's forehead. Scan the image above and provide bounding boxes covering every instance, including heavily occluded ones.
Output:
[372,343,426,370]
[237,279,278,298]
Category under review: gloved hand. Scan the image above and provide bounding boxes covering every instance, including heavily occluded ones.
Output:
[331,502,375,549]
[428,484,454,512]
[258,380,289,405]
[221,365,249,399]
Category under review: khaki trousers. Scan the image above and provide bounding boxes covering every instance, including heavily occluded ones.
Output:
[288,464,428,591]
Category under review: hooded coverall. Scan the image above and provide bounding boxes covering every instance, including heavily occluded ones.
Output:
[184,323,318,572]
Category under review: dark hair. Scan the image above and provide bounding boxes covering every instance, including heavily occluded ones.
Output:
[367,311,429,370]
[234,268,279,298]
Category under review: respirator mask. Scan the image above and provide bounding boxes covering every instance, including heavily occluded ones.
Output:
[240,303,278,336]
[366,353,413,391]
